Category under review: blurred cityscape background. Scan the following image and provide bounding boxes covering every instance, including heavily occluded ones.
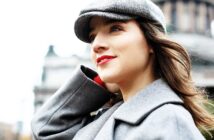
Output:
[0,0,213,140]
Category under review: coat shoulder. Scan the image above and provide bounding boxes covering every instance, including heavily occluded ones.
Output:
[147,103,193,125]
[138,104,205,139]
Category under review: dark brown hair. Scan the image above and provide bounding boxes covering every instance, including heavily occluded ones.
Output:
[136,18,214,134]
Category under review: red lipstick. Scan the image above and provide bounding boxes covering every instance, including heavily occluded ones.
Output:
[96,55,116,65]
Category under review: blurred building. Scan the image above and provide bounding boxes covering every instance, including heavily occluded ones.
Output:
[33,0,214,112]
[154,0,213,34]
[0,122,15,140]
[33,45,93,111]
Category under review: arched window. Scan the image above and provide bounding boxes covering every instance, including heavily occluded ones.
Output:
[171,0,177,31]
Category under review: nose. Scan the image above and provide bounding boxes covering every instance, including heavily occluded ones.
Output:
[91,33,108,54]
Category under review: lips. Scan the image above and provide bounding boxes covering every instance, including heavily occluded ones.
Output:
[96,55,116,65]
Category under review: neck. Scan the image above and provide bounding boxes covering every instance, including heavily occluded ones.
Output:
[118,68,157,102]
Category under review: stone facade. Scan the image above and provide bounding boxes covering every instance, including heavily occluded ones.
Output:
[155,0,214,35]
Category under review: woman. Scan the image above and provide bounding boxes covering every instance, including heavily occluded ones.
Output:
[31,0,214,139]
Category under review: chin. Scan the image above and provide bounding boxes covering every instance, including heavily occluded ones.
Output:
[97,65,122,83]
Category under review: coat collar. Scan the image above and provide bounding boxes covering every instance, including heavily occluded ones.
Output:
[112,79,183,124]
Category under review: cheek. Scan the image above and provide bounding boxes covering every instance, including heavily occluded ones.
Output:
[119,42,151,69]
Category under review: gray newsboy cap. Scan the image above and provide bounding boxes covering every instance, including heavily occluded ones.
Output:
[74,0,166,43]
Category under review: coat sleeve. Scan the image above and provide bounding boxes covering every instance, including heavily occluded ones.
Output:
[31,65,111,140]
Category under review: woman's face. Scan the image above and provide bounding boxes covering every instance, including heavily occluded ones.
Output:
[89,17,155,84]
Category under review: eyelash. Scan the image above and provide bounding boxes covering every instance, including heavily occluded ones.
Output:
[89,34,95,43]
[89,24,123,42]
[109,25,123,33]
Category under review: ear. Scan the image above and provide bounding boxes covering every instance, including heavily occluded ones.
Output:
[149,47,154,54]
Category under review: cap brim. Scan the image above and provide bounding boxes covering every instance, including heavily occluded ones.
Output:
[74,11,132,43]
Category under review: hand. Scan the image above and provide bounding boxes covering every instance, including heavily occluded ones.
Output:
[105,83,122,106]
[93,75,120,94]
[104,83,121,94]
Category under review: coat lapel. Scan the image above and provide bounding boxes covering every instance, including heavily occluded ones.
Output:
[112,79,183,124]
[73,102,122,140]
[74,79,183,140]
[94,114,116,140]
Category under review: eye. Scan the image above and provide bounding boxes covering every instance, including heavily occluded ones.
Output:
[89,34,95,43]
[109,24,123,33]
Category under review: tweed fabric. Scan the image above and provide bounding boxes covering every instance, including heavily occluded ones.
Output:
[74,0,166,43]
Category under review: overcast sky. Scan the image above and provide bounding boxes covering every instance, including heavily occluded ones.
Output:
[0,0,91,134]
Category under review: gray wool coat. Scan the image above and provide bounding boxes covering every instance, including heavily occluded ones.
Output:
[31,65,205,140]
